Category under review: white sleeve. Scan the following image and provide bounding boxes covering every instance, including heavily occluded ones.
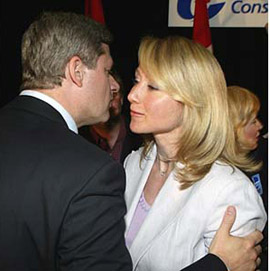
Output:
[203,175,267,250]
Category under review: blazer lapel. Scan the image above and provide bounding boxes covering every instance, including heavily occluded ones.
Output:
[125,149,155,230]
[128,147,195,269]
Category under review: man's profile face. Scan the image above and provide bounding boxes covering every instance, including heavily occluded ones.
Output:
[80,43,113,126]
[109,76,122,119]
[109,91,123,119]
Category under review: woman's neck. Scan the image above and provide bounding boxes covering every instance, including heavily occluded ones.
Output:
[155,143,177,177]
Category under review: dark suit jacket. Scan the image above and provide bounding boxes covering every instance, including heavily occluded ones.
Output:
[0,96,132,271]
[182,254,226,271]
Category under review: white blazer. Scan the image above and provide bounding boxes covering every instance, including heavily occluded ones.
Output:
[124,145,267,271]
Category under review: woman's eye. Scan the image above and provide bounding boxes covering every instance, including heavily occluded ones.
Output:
[251,118,258,124]
[148,84,159,90]
[132,78,139,85]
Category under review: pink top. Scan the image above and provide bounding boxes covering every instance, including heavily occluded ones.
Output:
[125,192,151,248]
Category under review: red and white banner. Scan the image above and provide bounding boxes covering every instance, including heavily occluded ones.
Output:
[192,0,212,50]
[85,0,105,24]
[169,0,268,27]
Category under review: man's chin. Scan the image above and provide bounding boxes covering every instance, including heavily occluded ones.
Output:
[101,112,110,123]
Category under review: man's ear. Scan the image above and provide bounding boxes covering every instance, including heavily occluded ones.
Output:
[67,56,84,87]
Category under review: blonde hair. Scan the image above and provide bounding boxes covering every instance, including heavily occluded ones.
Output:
[138,36,231,189]
[224,85,262,172]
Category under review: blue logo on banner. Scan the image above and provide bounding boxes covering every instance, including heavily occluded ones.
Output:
[251,173,263,195]
[232,1,268,14]
[177,0,226,20]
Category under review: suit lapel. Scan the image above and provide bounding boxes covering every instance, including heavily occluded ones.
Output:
[128,146,195,269]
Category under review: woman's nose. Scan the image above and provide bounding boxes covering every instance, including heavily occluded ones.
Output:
[128,85,139,103]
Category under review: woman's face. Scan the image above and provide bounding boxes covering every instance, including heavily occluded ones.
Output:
[127,67,184,137]
[243,117,263,150]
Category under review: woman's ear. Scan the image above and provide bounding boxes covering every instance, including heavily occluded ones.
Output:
[67,56,84,87]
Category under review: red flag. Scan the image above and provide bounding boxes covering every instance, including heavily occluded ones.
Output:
[85,0,105,24]
[192,0,212,51]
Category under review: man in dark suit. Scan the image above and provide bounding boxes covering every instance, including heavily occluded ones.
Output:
[0,11,132,271]
[0,11,263,271]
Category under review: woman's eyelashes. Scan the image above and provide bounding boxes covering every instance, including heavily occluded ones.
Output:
[132,78,139,85]
[132,78,159,90]
[250,118,258,125]
[148,84,159,90]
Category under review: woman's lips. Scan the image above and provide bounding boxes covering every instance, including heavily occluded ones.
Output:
[130,109,144,117]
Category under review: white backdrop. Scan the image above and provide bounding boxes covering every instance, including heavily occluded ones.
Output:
[169,0,268,27]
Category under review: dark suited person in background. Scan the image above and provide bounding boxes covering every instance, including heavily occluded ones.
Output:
[0,11,264,271]
[79,69,142,164]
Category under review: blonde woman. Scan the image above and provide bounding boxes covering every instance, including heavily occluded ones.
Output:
[227,85,266,197]
[123,36,267,271]
[227,85,267,271]
[227,85,263,166]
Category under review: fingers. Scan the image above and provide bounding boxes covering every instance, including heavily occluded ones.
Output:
[245,230,264,245]
[254,245,262,256]
[243,242,261,262]
[254,258,262,271]
[256,257,261,267]
[217,206,236,235]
